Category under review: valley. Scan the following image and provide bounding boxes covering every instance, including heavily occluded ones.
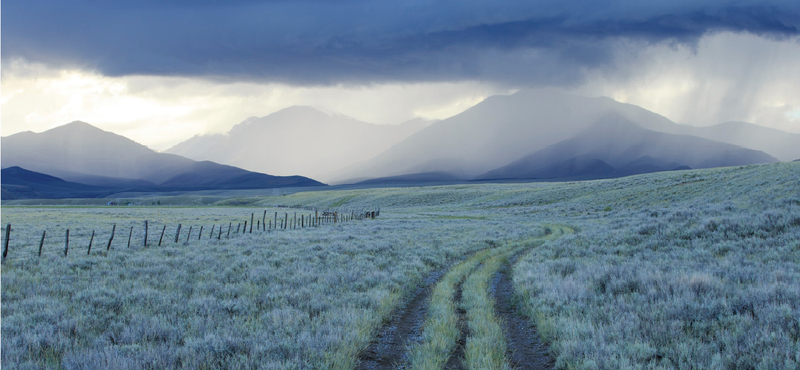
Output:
[5,3,800,370]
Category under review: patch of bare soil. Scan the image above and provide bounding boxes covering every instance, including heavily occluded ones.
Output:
[491,254,555,370]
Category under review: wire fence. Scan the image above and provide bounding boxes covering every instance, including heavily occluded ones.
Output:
[2,207,380,264]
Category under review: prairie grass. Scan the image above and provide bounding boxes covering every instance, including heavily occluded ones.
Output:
[2,161,799,369]
[514,170,800,369]
[3,206,541,369]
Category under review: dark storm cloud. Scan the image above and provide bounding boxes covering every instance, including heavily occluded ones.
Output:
[3,0,799,85]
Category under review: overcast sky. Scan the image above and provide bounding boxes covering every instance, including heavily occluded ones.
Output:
[3,0,800,149]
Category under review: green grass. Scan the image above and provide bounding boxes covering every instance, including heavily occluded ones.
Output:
[409,247,503,370]
[330,194,360,208]
[410,235,559,370]
[462,253,511,370]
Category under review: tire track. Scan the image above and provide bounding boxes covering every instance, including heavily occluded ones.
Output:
[490,253,555,370]
[357,247,491,370]
[358,228,567,370]
[356,266,448,370]
[443,277,468,370]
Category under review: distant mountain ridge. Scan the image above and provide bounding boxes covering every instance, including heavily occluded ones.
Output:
[166,106,434,181]
[334,89,795,183]
[478,114,778,181]
[333,89,687,181]
[1,166,111,200]
[1,121,325,198]
[680,121,800,162]
[4,91,795,194]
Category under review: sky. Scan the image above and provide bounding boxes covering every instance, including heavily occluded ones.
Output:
[2,0,800,150]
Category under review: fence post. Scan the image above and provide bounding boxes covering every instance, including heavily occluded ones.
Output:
[2,224,10,260]
[274,212,278,230]
[227,223,231,239]
[236,223,240,233]
[128,226,133,248]
[263,210,267,231]
[284,213,288,230]
[301,215,304,228]
[243,221,247,234]
[186,226,193,243]
[144,221,149,248]
[198,226,203,240]
[107,224,116,251]
[64,229,70,257]
[39,230,47,257]
[87,230,95,255]
[174,224,182,243]
[250,213,254,233]
[210,225,215,239]
[158,225,166,246]
[218,225,222,240]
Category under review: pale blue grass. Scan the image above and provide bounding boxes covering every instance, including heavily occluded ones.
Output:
[2,162,799,369]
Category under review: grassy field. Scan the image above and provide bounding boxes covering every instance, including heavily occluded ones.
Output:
[2,162,799,369]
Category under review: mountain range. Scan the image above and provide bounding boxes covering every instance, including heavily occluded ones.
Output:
[166,106,433,182]
[1,121,324,199]
[2,90,795,200]
[332,89,793,183]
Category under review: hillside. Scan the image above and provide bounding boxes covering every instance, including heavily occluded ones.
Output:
[1,166,114,200]
[682,121,800,162]
[334,90,688,181]
[335,90,796,182]
[478,114,778,180]
[166,106,433,181]
[1,121,326,192]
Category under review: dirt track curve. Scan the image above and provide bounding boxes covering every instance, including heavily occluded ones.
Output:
[356,227,569,370]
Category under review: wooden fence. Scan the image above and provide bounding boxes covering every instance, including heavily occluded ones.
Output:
[1,207,380,263]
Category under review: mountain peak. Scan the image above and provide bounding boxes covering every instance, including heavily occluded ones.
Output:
[274,105,329,118]
[64,120,93,126]
[53,120,104,132]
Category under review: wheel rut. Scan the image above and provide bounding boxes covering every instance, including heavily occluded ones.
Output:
[356,232,564,370]
[491,253,555,370]
[443,277,468,370]
[356,266,448,370]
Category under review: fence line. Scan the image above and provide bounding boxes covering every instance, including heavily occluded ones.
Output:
[1,207,380,263]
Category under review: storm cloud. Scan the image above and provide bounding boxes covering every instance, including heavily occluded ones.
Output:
[4,0,799,85]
